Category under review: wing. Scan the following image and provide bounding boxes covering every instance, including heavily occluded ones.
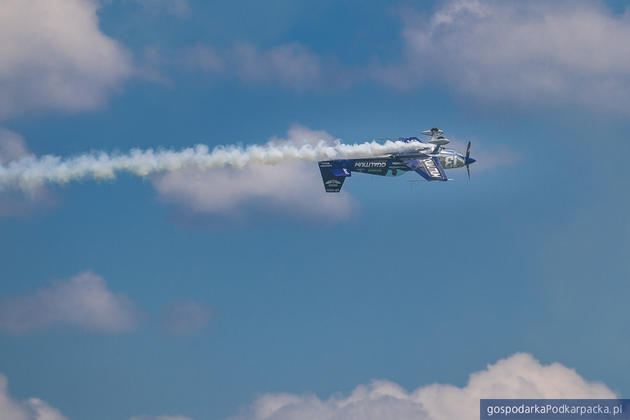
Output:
[402,156,448,181]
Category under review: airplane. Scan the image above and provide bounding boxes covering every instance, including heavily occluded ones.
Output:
[318,128,476,192]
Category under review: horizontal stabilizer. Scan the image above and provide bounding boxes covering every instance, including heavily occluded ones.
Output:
[318,161,347,192]
[331,168,351,177]
[428,137,450,146]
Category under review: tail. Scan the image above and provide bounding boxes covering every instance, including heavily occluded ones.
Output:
[318,161,349,192]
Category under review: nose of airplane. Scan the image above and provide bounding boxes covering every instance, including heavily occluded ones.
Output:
[466,157,476,165]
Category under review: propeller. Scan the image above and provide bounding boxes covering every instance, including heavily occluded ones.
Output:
[464,141,475,181]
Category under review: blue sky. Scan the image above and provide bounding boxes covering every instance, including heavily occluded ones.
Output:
[1,1,630,420]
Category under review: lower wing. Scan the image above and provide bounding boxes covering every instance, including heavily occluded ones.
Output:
[403,156,448,181]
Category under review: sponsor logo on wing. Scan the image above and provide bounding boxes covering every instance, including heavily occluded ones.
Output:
[354,161,386,168]
[325,180,342,186]
[422,158,442,178]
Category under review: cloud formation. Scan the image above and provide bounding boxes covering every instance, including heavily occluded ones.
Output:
[230,353,614,420]
[0,353,616,420]
[174,1,630,112]
[152,162,355,223]
[0,128,54,218]
[0,374,68,420]
[0,372,195,420]
[152,125,357,222]
[0,271,140,333]
[376,0,630,112]
[232,43,324,91]
[0,0,132,119]
[181,44,225,74]
[160,300,214,335]
[165,41,325,90]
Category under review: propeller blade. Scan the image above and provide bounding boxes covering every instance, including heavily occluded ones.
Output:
[464,141,473,181]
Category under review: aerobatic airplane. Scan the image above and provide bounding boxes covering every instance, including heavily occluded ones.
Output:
[318,128,476,192]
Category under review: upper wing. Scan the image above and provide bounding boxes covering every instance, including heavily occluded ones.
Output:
[403,156,448,181]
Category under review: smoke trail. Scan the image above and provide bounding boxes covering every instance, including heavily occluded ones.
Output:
[0,139,428,191]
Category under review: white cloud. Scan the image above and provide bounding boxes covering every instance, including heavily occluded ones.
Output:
[178,42,324,90]
[230,353,614,420]
[160,300,214,335]
[0,128,54,218]
[0,0,132,119]
[233,43,323,90]
[0,353,616,420]
[0,374,68,420]
[0,271,140,333]
[152,125,356,223]
[181,44,225,74]
[376,0,630,112]
[0,129,30,165]
[168,1,630,112]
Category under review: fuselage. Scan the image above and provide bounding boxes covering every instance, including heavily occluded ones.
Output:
[318,135,475,191]
[341,146,467,177]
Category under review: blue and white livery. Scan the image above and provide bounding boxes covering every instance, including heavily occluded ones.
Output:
[318,128,476,192]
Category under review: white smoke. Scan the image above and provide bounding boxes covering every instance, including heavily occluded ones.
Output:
[0,128,55,218]
[0,139,427,191]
